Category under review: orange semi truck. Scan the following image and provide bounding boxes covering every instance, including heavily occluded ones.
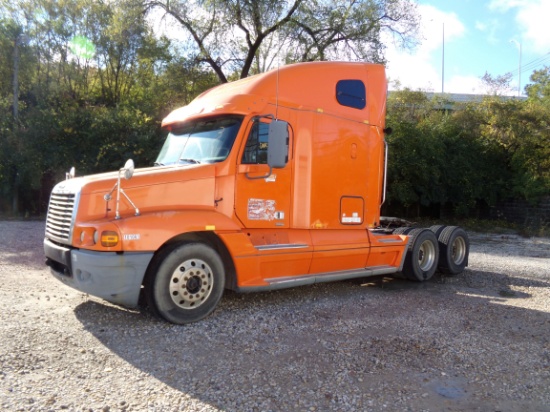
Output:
[44,61,469,324]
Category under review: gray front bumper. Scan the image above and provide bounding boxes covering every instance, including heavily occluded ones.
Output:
[44,238,154,308]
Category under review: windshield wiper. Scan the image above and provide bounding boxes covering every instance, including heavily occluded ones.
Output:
[179,158,201,164]
[154,162,165,166]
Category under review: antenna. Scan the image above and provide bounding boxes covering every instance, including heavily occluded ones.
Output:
[275,62,280,120]
[275,30,281,120]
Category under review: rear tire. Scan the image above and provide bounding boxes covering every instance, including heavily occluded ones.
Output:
[393,226,415,235]
[429,225,446,237]
[402,229,439,282]
[145,243,225,324]
[437,226,469,275]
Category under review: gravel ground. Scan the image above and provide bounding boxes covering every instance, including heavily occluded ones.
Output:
[1,220,549,412]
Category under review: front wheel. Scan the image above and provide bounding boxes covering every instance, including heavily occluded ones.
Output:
[402,229,439,282]
[145,243,225,324]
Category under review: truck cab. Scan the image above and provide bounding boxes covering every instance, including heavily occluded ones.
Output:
[44,62,469,324]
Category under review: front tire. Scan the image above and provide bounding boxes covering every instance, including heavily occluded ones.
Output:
[145,243,225,324]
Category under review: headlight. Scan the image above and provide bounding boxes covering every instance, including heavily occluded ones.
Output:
[78,228,97,246]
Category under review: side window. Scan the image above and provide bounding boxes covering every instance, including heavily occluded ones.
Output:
[242,121,269,164]
[336,79,366,109]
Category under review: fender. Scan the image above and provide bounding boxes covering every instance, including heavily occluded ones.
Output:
[114,209,243,251]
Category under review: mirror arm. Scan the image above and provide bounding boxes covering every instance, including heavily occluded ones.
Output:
[104,159,140,219]
[117,187,140,218]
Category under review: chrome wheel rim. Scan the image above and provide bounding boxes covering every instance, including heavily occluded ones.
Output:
[169,258,213,309]
[451,236,467,265]
[418,239,436,271]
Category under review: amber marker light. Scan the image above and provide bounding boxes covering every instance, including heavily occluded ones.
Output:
[101,231,119,247]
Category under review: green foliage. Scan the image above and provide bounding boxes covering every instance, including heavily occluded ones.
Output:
[386,85,550,218]
[21,104,162,174]
[385,91,443,208]
[0,0,176,214]
[386,90,515,217]
[478,97,550,202]
[525,66,550,104]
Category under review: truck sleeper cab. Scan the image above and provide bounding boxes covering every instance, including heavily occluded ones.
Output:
[44,62,469,324]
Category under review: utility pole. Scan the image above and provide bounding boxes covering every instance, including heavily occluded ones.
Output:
[442,22,445,93]
[510,40,522,96]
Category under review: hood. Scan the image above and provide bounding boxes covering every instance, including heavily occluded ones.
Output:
[53,164,217,223]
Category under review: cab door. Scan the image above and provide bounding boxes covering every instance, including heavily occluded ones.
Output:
[234,117,313,282]
[234,117,292,229]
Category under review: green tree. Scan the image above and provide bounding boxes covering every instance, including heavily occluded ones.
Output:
[479,97,550,201]
[94,0,169,106]
[0,0,174,214]
[385,90,445,213]
[525,66,550,105]
[385,89,512,217]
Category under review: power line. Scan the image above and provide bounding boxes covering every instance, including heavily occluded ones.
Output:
[507,52,550,76]
[520,55,550,75]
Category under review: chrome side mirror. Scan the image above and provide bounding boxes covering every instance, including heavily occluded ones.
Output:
[123,159,134,180]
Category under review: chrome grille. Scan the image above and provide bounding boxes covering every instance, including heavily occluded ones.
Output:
[46,193,76,242]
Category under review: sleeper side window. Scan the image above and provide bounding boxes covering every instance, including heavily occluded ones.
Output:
[336,79,366,109]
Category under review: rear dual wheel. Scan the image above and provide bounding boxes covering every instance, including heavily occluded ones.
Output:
[436,226,469,275]
[402,229,439,282]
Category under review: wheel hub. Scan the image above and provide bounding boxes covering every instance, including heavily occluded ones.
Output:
[451,237,466,264]
[418,240,436,271]
[169,259,214,309]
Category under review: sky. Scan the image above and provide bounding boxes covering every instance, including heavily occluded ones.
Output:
[385,0,550,95]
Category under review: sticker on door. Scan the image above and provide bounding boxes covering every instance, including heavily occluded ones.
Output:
[248,198,276,221]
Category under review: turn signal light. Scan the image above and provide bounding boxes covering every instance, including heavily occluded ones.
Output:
[101,231,119,247]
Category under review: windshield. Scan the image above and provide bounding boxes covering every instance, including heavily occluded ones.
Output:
[155,115,244,166]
